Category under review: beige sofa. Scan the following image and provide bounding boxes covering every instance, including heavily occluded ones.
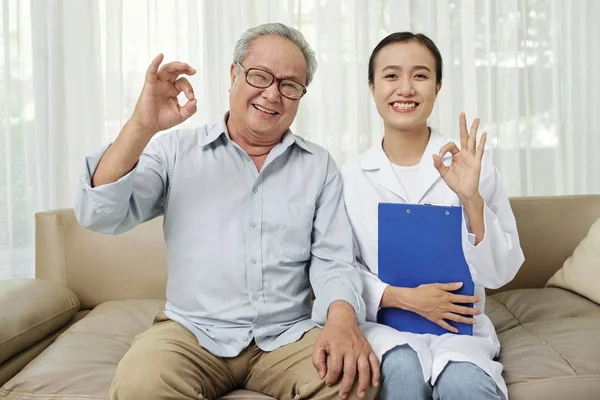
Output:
[1,195,600,399]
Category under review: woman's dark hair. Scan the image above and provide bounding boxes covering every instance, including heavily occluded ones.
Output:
[368,32,443,85]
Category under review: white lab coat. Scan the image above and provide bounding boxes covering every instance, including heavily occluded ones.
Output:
[341,130,525,399]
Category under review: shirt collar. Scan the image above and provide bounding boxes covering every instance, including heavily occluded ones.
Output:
[199,111,313,154]
[198,113,230,148]
[288,132,314,154]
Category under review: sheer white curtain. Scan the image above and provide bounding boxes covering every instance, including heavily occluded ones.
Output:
[1,0,599,278]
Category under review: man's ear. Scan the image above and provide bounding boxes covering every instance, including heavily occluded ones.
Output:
[229,63,237,87]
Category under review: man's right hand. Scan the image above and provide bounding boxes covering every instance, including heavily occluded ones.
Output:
[91,54,197,187]
[130,54,198,137]
[383,283,480,333]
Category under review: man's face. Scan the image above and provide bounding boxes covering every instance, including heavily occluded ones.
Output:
[229,35,307,139]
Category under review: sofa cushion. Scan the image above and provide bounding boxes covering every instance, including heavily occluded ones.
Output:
[488,287,600,334]
[0,279,79,365]
[547,217,600,305]
[489,288,600,399]
[0,300,274,400]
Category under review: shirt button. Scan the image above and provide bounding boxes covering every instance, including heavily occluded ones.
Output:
[250,258,257,264]
[251,222,257,228]
[252,293,260,301]
[254,323,260,329]
[252,188,258,193]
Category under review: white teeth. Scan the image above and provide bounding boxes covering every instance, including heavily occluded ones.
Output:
[392,102,416,109]
[254,105,276,114]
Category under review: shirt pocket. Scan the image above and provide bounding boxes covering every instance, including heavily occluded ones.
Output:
[281,201,316,262]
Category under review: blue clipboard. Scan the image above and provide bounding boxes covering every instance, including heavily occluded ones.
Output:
[377,202,474,335]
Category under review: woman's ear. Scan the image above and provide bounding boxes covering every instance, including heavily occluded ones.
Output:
[435,81,443,96]
[369,81,375,99]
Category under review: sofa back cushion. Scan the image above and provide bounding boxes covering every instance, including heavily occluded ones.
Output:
[492,195,600,293]
[36,209,167,309]
[36,196,600,305]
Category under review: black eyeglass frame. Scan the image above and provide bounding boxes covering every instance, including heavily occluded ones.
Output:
[235,62,307,100]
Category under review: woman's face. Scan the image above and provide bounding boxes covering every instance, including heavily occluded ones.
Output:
[369,40,441,132]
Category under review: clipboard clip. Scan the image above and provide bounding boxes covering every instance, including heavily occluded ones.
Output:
[423,203,454,215]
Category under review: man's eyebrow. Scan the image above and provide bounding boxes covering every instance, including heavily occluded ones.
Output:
[254,64,303,82]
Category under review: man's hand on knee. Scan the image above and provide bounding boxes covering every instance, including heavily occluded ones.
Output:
[313,301,380,399]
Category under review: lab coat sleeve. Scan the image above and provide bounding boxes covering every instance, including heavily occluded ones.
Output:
[461,156,525,289]
[353,233,389,322]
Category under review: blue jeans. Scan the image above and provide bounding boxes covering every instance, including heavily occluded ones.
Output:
[379,344,501,400]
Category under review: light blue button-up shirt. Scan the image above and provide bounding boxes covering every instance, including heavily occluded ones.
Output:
[75,115,365,357]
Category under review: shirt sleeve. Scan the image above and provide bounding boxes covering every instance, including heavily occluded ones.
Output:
[310,154,367,325]
[74,135,171,235]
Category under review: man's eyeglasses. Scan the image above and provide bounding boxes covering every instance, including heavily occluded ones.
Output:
[235,62,307,100]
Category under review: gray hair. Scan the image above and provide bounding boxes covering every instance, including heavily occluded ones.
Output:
[233,23,317,87]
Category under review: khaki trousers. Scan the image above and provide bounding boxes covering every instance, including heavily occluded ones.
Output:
[110,313,378,400]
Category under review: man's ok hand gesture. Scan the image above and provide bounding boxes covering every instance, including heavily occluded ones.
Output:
[131,54,198,136]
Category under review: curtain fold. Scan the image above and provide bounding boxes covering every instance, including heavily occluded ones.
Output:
[1,0,599,278]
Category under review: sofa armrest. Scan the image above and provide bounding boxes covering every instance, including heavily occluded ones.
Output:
[0,278,80,366]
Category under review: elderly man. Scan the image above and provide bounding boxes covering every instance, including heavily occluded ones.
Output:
[75,23,379,400]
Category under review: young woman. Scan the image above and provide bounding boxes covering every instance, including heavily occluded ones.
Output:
[341,32,525,400]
